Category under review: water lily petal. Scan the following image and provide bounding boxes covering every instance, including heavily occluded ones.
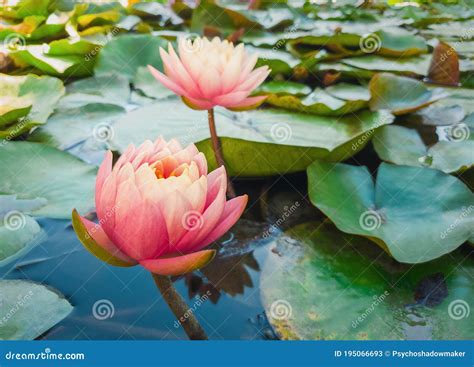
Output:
[140,249,215,276]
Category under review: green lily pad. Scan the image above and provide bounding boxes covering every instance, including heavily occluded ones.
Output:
[0,96,32,128]
[46,38,100,57]
[432,88,474,115]
[248,46,301,76]
[286,32,361,57]
[28,103,125,149]
[326,83,370,101]
[77,10,123,29]
[369,73,448,115]
[314,62,375,79]
[58,74,130,109]
[190,0,258,33]
[109,99,393,177]
[133,66,175,100]
[0,16,45,40]
[375,29,428,57]
[10,45,93,77]
[261,221,474,340]
[240,7,295,30]
[257,81,311,96]
[0,74,64,124]
[307,161,474,263]
[287,28,427,58]
[0,119,42,140]
[373,125,473,173]
[94,34,167,82]
[342,54,432,76]
[265,87,368,116]
[0,195,46,268]
[0,280,73,340]
[6,0,50,18]
[0,142,97,219]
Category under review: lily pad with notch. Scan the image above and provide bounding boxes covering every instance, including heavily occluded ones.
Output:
[307,161,473,263]
[373,125,473,173]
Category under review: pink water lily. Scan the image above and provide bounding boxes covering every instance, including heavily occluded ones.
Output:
[148,36,270,110]
[72,138,248,276]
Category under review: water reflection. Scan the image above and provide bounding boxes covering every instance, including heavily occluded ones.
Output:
[1,214,276,340]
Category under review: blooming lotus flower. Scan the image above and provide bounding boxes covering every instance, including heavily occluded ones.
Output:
[148,36,271,110]
[72,138,248,276]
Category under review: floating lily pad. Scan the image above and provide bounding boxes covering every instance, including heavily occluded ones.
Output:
[0,73,64,123]
[248,46,301,76]
[375,29,427,57]
[257,81,311,96]
[0,280,73,340]
[373,125,473,173]
[58,74,130,109]
[190,0,258,33]
[342,54,432,76]
[369,73,448,115]
[0,142,97,219]
[0,195,46,268]
[326,83,370,101]
[0,96,32,128]
[261,221,474,340]
[10,45,93,77]
[28,103,125,150]
[266,87,368,116]
[77,10,122,29]
[432,87,474,115]
[94,34,167,81]
[133,66,175,100]
[109,99,393,176]
[410,104,465,127]
[307,161,474,263]
[46,38,100,57]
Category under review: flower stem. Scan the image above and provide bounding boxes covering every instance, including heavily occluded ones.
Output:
[151,273,208,340]
[207,108,236,198]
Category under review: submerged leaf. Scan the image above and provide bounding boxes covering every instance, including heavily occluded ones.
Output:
[369,73,448,115]
[261,221,474,340]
